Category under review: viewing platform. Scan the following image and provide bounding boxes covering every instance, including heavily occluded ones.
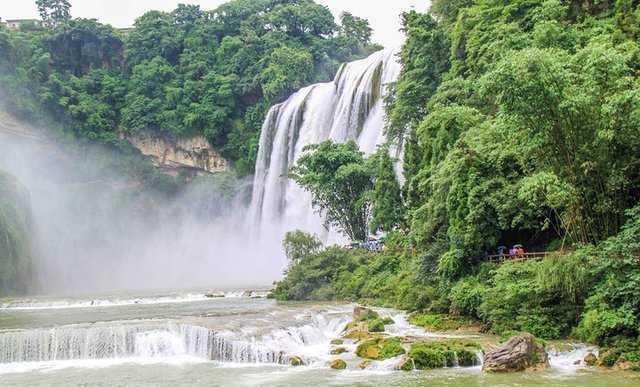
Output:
[486,252,551,263]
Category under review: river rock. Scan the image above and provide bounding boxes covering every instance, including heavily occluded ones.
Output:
[482,334,548,372]
[359,360,372,369]
[398,355,414,371]
[331,347,348,355]
[613,361,639,371]
[342,322,371,340]
[354,306,378,321]
[583,352,597,365]
[290,356,305,366]
[331,339,344,345]
[329,359,347,370]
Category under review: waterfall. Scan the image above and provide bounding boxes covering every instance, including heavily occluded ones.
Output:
[249,48,401,244]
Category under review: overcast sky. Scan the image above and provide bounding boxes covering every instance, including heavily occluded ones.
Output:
[0,1,430,47]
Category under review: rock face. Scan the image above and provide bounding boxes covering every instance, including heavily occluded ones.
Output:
[482,334,548,372]
[128,134,228,175]
[0,170,35,295]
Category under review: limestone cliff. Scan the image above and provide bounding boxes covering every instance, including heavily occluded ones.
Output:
[128,134,228,175]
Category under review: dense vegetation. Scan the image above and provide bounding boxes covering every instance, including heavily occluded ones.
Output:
[0,170,34,295]
[0,0,378,174]
[274,0,640,365]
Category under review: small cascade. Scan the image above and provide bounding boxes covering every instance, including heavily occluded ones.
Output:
[0,312,351,366]
[453,351,459,367]
[548,343,598,372]
[249,48,401,244]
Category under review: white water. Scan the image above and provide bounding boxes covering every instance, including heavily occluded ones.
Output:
[249,48,401,244]
[0,310,350,369]
[0,290,269,310]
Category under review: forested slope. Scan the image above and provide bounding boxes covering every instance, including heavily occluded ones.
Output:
[0,0,378,174]
[273,0,640,365]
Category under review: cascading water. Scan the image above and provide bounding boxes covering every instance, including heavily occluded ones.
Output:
[249,48,401,244]
[0,312,352,366]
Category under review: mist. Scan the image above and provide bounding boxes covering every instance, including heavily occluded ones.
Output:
[0,112,287,295]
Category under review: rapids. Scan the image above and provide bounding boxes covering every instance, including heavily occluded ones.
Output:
[0,291,634,386]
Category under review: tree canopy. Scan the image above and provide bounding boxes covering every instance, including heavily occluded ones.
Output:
[0,0,379,174]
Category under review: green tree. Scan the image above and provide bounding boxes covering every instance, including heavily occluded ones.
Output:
[289,140,374,241]
[369,145,405,233]
[36,0,71,26]
[339,11,372,45]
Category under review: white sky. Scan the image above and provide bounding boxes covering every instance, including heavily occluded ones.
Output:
[0,0,430,47]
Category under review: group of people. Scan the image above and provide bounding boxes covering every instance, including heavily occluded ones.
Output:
[347,239,387,253]
[496,244,526,258]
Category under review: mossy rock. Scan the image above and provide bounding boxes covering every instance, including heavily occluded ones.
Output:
[408,313,468,332]
[584,352,597,365]
[408,341,480,369]
[359,360,372,369]
[355,338,405,360]
[381,317,395,325]
[343,322,372,340]
[354,306,379,322]
[330,339,344,345]
[331,347,348,355]
[398,355,414,371]
[290,356,305,366]
[329,359,347,370]
[368,319,385,332]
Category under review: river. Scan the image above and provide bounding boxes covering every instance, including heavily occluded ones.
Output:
[0,289,636,386]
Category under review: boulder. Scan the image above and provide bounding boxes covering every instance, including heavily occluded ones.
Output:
[290,356,305,366]
[613,361,640,371]
[342,322,371,340]
[482,334,548,372]
[354,306,378,321]
[329,359,347,370]
[398,355,414,371]
[583,352,597,366]
[359,360,372,369]
[355,338,405,360]
[331,347,348,355]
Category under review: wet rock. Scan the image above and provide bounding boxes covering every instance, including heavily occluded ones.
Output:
[331,347,348,355]
[409,341,480,369]
[354,306,378,321]
[398,355,414,371]
[329,359,347,370]
[613,361,636,371]
[330,339,344,345]
[583,352,597,366]
[573,360,581,365]
[290,356,305,366]
[359,360,372,369]
[355,338,405,360]
[482,334,548,372]
[342,322,371,340]
[596,350,618,367]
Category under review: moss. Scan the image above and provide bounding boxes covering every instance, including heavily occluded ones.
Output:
[329,359,347,370]
[408,313,469,331]
[368,318,385,332]
[381,317,395,325]
[408,341,480,369]
[355,338,405,360]
[356,309,380,322]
